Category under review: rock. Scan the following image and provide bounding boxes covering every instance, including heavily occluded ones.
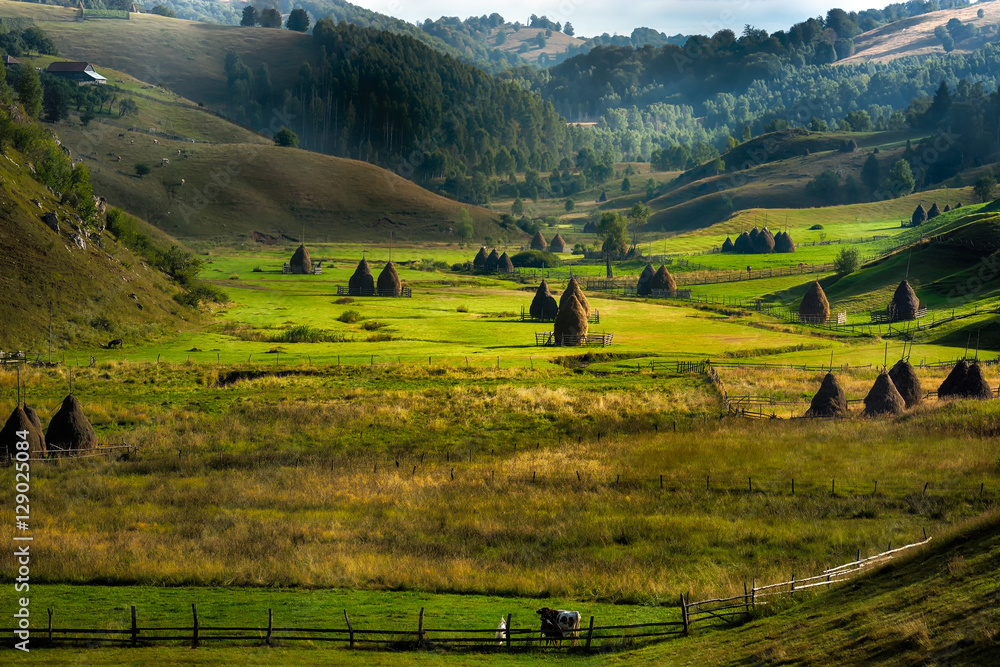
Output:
[44,211,59,233]
[70,233,87,250]
[31,198,42,208]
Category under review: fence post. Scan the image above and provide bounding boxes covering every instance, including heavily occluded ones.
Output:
[751,578,756,607]
[506,613,513,651]
[418,607,425,644]
[48,608,52,644]
[192,603,199,648]
[266,609,273,646]
[585,615,595,649]
[130,605,137,647]
[744,581,750,617]
[680,593,689,636]
[344,610,354,648]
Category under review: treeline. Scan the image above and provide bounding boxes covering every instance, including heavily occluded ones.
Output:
[222,20,585,203]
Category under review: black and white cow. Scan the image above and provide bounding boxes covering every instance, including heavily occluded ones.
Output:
[536,607,582,646]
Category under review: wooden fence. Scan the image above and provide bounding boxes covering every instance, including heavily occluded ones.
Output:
[3,442,134,464]
[534,332,615,347]
[335,286,412,298]
[520,306,600,324]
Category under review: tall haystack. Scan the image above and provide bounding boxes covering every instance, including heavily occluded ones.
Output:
[798,281,830,323]
[484,248,500,273]
[46,395,97,455]
[911,204,927,226]
[23,404,45,452]
[530,231,547,251]
[748,226,760,244]
[2,406,45,459]
[498,251,514,274]
[473,246,488,270]
[289,244,312,274]
[549,234,568,253]
[927,202,941,219]
[958,363,992,399]
[649,264,677,292]
[943,204,952,212]
[753,227,776,254]
[553,293,588,344]
[348,258,375,295]
[636,263,655,295]
[721,236,735,253]
[377,261,402,296]
[733,231,753,254]
[559,277,591,316]
[863,372,906,416]
[938,359,969,397]
[805,373,848,417]
[888,359,922,408]
[529,280,558,320]
[774,231,796,253]
[887,280,919,321]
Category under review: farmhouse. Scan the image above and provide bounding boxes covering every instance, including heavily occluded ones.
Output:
[46,61,107,85]
[2,55,20,67]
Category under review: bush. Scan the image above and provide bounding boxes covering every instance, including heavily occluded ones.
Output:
[450,262,467,272]
[361,320,386,331]
[456,305,469,313]
[338,310,361,323]
[834,247,860,275]
[273,325,345,343]
[366,332,393,342]
[511,250,562,268]
[572,243,587,255]
[334,297,354,304]
[809,224,824,230]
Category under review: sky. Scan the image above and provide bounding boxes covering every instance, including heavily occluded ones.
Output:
[349,0,904,38]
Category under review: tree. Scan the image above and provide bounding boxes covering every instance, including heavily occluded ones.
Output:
[861,153,880,191]
[808,117,828,132]
[455,208,474,239]
[150,4,177,17]
[511,196,524,216]
[596,211,628,256]
[834,247,860,275]
[118,98,138,118]
[259,8,282,28]
[41,75,71,122]
[135,163,151,178]
[621,176,631,192]
[564,199,575,212]
[563,22,574,36]
[17,66,42,119]
[22,26,57,56]
[286,8,310,32]
[241,5,257,26]
[274,127,299,147]
[882,159,915,198]
[974,175,996,203]
[806,170,841,203]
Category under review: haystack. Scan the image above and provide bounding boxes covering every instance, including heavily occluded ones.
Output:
[958,363,992,399]
[927,202,941,219]
[911,204,927,226]
[943,204,951,212]
[774,231,796,253]
[636,263,655,296]
[559,277,591,316]
[798,281,830,323]
[938,359,969,397]
[887,280,919,321]
[529,280,558,320]
[46,395,97,455]
[484,249,500,273]
[2,406,45,458]
[289,244,312,274]
[805,373,849,417]
[733,231,753,254]
[748,226,760,244]
[498,251,514,274]
[863,372,906,416]
[549,234,568,253]
[553,293,588,344]
[530,231,547,251]
[473,247,488,270]
[888,359,922,408]
[649,264,677,292]
[753,227,775,254]
[23,404,45,452]
[376,261,402,296]
[721,236,735,253]
[583,221,598,234]
[348,258,375,295]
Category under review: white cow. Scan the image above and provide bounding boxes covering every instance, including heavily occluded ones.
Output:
[494,617,507,645]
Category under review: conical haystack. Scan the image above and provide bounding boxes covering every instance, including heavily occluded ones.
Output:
[748,226,760,244]
[943,204,951,212]
[548,234,568,253]
[23,404,45,448]
[774,231,796,253]
[888,359,922,408]
[348,258,375,295]
[958,363,992,399]
[938,359,969,397]
[721,236,735,253]
[530,231,547,251]
[887,280,919,321]
[2,406,45,459]
[473,247,488,269]
[289,244,312,274]
[733,231,753,254]
[498,251,514,274]
[927,202,941,219]
[559,277,591,317]
[46,395,97,456]
[649,264,677,292]
[554,293,588,344]
[911,204,927,226]
[798,281,830,323]
[377,261,402,296]
[805,373,849,417]
[484,248,500,273]
[529,280,558,320]
[753,227,775,254]
[636,263,655,296]
[863,372,906,416]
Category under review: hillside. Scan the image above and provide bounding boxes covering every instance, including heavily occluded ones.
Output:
[842,1,1000,65]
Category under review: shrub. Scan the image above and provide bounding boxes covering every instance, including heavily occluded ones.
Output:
[228,274,239,280]
[456,305,469,313]
[809,224,824,230]
[338,310,361,323]
[366,332,393,342]
[334,297,354,305]
[361,320,386,331]
[273,325,345,343]
[834,247,860,275]
[511,250,562,268]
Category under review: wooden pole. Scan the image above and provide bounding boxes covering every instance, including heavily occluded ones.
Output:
[418,607,425,644]
[585,615,595,649]
[344,610,354,648]
[266,608,273,646]
[130,606,137,647]
[192,603,199,648]
[48,608,52,643]
[506,613,513,651]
